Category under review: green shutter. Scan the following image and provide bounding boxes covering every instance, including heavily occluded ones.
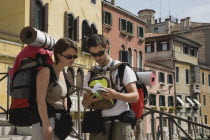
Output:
[110,13,112,26]
[64,11,69,37]
[102,10,105,24]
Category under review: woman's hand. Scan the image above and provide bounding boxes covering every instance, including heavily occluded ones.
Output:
[101,88,119,100]
[43,124,53,140]
[82,91,99,109]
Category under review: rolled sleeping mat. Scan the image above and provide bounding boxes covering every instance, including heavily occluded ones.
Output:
[136,71,156,86]
[20,26,57,51]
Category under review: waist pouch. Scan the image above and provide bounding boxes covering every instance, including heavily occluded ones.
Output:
[54,111,73,140]
[82,110,104,134]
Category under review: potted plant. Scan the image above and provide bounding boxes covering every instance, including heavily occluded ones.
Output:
[176,106,183,110]
[150,106,158,110]
[168,106,176,113]
[160,106,167,112]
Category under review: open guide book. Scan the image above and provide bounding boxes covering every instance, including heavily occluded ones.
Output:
[83,83,114,105]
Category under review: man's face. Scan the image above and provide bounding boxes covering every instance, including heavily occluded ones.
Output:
[89,45,108,66]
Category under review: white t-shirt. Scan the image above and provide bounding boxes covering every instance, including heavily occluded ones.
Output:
[83,59,137,117]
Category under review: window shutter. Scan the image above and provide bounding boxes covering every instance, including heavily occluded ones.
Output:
[158,72,161,82]
[64,11,69,37]
[30,0,35,27]
[119,18,122,30]
[42,3,49,32]
[122,51,128,62]
[74,16,79,41]
[102,10,105,24]
[137,26,139,37]
[131,22,133,34]
[151,45,154,52]
[110,13,112,26]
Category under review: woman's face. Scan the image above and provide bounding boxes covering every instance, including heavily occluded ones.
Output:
[57,48,77,67]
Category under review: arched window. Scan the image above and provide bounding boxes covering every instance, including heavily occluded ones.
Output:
[76,68,84,95]
[128,48,132,66]
[139,51,143,70]
[68,14,74,39]
[133,49,138,68]
[119,45,127,61]
[82,20,91,52]
[67,67,75,95]
[90,24,98,35]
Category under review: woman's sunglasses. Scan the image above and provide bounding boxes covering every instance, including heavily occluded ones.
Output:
[61,54,78,59]
[90,49,106,57]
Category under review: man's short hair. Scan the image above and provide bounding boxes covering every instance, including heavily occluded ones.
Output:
[86,34,109,50]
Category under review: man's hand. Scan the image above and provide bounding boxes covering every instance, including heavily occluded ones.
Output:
[101,87,119,100]
[82,91,99,109]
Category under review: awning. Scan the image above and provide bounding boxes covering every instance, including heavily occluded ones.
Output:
[193,98,201,107]
[187,97,195,106]
[177,97,185,106]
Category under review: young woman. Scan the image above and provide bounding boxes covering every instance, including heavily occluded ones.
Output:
[32,38,78,140]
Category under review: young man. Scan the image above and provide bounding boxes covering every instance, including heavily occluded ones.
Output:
[82,34,139,140]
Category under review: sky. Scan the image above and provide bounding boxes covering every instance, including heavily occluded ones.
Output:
[111,0,210,23]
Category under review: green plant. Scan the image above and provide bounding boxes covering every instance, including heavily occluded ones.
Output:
[176,106,183,110]
[168,107,176,113]
[160,106,167,111]
[150,106,158,110]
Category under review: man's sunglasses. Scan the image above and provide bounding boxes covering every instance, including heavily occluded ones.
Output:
[61,54,78,59]
[90,49,106,57]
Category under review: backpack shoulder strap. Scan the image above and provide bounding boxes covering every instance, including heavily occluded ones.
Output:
[42,63,57,86]
[63,70,72,112]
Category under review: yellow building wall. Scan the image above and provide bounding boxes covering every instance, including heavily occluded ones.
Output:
[0,0,28,33]
[0,0,102,111]
[174,41,198,65]
[175,62,191,95]
[200,68,210,125]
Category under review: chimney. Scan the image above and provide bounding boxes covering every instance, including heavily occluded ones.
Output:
[111,0,115,5]
[155,19,157,24]
[165,18,171,33]
[180,18,186,30]
[186,17,191,30]
[159,18,161,23]
[176,18,178,23]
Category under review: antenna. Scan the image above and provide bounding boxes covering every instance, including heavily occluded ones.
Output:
[160,0,162,18]
[169,0,171,17]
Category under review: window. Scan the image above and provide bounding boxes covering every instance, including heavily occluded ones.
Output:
[204,115,208,124]
[30,0,49,32]
[168,96,174,106]
[176,67,179,82]
[127,21,133,34]
[190,47,198,57]
[157,41,169,51]
[159,72,165,83]
[103,11,112,26]
[149,94,156,106]
[90,24,98,35]
[183,44,190,54]
[202,72,205,85]
[167,74,173,84]
[119,18,133,34]
[154,27,158,33]
[203,95,206,105]
[119,45,128,62]
[139,51,143,70]
[208,74,210,86]
[128,48,132,66]
[163,118,167,127]
[145,44,154,53]
[186,69,189,84]
[120,18,127,31]
[82,20,91,53]
[138,26,144,38]
[91,0,96,4]
[64,12,79,41]
[159,95,166,106]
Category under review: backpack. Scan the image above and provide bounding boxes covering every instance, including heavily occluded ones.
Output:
[117,63,148,119]
[9,52,71,126]
[88,61,118,110]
